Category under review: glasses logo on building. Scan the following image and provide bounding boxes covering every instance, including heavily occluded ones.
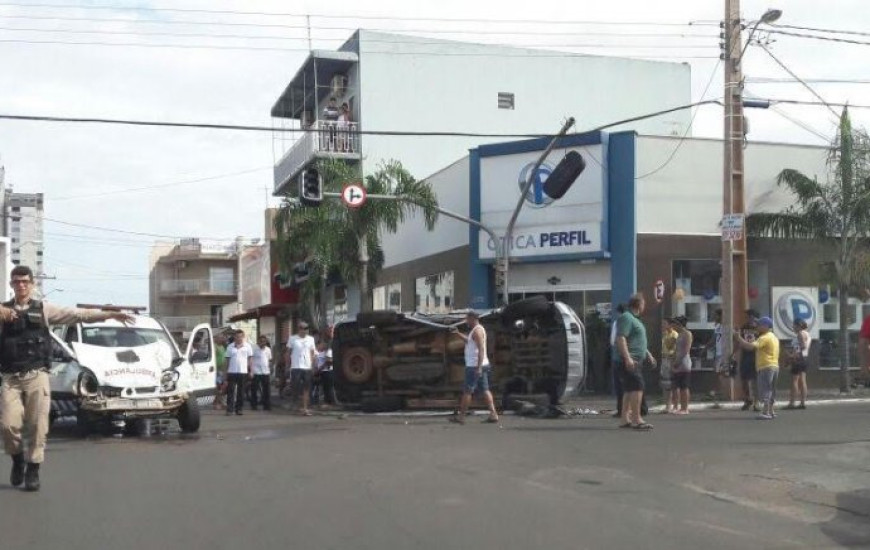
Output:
[774,289,817,337]
[518,162,556,208]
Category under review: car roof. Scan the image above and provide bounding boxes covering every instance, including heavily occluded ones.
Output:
[80,315,165,331]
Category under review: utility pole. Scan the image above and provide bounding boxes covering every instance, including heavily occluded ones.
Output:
[721,0,748,363]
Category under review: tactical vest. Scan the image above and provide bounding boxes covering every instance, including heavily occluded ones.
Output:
[0,299,52,374]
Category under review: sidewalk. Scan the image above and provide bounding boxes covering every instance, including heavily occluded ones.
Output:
[566,385,870,414]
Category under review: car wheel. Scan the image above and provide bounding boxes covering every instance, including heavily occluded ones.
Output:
[177,398,201,433]
[342,347,374,384]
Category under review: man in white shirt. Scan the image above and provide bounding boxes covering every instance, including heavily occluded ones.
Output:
[225,330,253,416]
[249,336,273,411]
[285,321,317,416]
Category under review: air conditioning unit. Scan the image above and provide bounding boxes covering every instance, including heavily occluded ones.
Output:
[330,74,348,98]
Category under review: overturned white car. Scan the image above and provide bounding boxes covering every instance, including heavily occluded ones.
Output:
[49,315,216,435]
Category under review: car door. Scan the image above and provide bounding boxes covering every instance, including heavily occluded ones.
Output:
[184,323,217,398]
[49,332,82,416]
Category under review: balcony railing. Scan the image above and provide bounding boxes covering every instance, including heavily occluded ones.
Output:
[274,120,360,193]
[161,316,219,333]
[159,279,236,296]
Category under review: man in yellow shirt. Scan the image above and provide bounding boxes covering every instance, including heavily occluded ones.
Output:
[735,316,780,420]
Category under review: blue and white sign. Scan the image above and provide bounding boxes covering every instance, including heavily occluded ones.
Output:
[771,287,820,340]
[478,143,606,261]
[517,162,555,208]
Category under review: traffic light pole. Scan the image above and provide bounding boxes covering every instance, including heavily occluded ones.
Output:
[322,192,504,303]
[501,117,576,305]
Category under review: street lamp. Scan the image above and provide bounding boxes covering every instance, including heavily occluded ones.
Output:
[721,4,782,369]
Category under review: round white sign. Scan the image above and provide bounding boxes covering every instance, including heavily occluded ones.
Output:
[341,184,367,208]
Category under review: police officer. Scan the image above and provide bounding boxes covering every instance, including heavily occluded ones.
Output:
[0,265,133,491]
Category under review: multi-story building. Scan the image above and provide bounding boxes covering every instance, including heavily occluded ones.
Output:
[0,166,46,290]
[270,30,692,196]
[269,31,693,319]
[148,238,240,338]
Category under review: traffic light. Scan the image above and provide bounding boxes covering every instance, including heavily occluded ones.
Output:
[543,151,586,200]
[299,168,322,206]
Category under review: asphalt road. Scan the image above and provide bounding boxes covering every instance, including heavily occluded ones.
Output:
[2,403,870,550]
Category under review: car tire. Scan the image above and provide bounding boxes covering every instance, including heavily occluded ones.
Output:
[356,310,402,327]
[177,398,201,433]
[342,347,374,384]
[501,295,550,322]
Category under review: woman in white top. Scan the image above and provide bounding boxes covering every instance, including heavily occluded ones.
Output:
[787,320,811,409]
[250,336,273,411]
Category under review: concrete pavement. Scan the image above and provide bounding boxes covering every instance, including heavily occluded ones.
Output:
[1,403,869,549]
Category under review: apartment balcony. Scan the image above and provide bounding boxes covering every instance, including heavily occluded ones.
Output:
[161,315,219,333]
[274,120,361,194]
[159,279,236,297]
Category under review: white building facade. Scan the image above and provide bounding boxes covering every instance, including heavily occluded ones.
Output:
[270,30,694,320]
[376,132,863,390]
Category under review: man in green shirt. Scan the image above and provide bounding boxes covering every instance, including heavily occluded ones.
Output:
[615,293,656,430]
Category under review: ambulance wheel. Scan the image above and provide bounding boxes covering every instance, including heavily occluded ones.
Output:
[177,399,201,433]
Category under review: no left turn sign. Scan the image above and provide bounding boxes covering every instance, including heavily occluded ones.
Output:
[341,184,367,209]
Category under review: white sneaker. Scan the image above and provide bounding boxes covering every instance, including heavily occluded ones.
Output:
[756,413,773,420]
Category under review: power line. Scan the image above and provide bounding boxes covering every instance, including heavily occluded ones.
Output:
[743,90,830,142]
[746,77,870,85]
[768,23,870,39]
[0,37,720,58]
[52,167,270,201]
[765,28,870,47]
[0,26,717,48]
[759,45,841,118]
[0,3,700,27]
[0,100,724,138]
[635,60,723,179]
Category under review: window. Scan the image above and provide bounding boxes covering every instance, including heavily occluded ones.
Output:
[373,283,402,312]
[209,267,235,294]
[11,207,19,212]
[497,92,515,110]
[415,271,454,314]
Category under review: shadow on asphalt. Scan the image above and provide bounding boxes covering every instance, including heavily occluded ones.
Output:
[820,489,870,547]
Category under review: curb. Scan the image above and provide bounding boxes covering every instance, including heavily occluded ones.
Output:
[663,396,870,413]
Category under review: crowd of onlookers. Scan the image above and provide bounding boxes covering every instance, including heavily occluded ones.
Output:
[611,293,821,430]
[312,97,354,153]
[211,322,337,417]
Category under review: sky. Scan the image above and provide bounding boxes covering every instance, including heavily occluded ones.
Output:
[0,0,867,308]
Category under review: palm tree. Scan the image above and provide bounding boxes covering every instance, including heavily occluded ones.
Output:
[274,158,438,322]
[747,107,870,392]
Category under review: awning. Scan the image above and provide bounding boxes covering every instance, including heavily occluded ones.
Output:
[270,50,359,119]
[228,304,290,323]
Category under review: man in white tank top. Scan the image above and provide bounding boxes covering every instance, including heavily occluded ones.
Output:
[450,311,499,425]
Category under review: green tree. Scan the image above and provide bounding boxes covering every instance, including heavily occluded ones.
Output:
[274,158,438,324]
[747,107,870,392]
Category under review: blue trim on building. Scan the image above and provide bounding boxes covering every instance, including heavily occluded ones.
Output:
[469,129,638,309]
[477,131,604,158]
[468,149,490,307]
[607,131,638,310]
[476,251,611,265]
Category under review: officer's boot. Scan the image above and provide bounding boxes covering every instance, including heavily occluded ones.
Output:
[10,453,25,487]
[23,462,40,492]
